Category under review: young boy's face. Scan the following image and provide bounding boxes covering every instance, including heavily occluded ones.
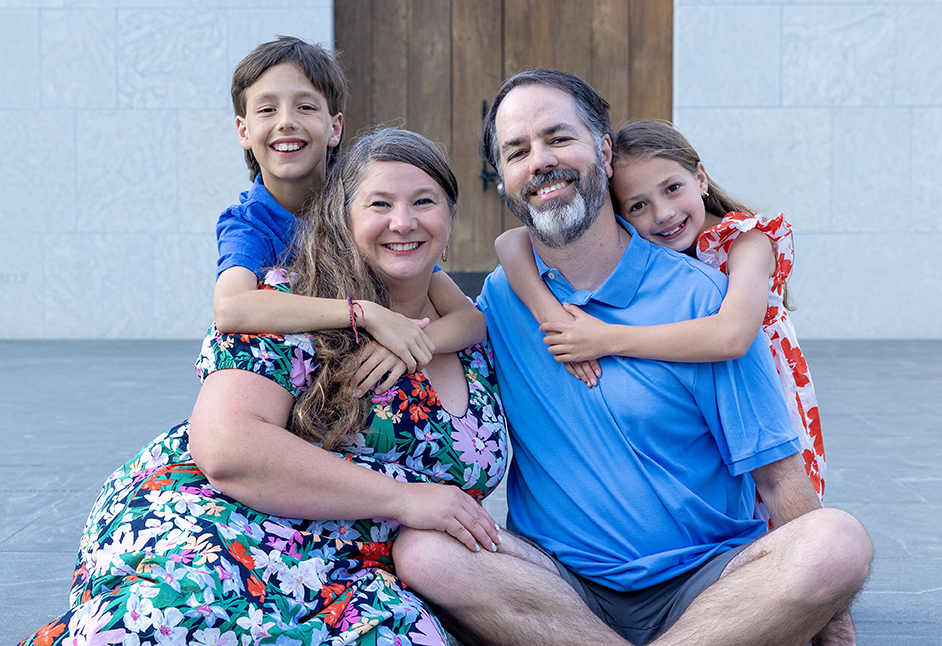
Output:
[236,62,342,198]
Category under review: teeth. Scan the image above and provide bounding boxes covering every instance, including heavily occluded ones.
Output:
[659,222,684,237]
[385,242,420,251]
[534,181,568,196]
[273,142,302,152]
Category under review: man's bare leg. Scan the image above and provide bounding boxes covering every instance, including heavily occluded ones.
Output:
[813,609,856,646]
[396,508,869,646]
[394,526,631,646]
[648,508,871,646]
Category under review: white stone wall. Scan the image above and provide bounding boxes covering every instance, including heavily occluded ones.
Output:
[2,2,938,338]
[674,0,942,339]
[0,1,332,339]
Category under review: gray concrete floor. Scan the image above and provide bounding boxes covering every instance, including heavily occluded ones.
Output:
[1,339,940,644]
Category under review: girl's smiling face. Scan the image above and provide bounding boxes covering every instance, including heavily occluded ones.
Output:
[611,156,710,253]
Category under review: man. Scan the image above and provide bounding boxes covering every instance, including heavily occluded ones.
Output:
[393,70,871,646]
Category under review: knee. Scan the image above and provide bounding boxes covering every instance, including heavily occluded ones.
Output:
[798,508,873,599]
[393,528,463,602]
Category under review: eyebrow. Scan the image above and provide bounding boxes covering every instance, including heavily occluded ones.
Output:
[623,175,685,202]
[361,186,439,200]
[249,89,322,104]
[499,123,578,156]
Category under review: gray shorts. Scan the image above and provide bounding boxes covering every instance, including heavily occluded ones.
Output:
[540,542,749,645]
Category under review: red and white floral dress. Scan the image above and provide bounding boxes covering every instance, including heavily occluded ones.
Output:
[698,212,825,519]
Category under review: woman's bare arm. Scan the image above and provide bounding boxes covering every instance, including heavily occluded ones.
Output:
[188,368,498,551]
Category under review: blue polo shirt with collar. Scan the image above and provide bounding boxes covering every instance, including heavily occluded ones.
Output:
[478,220,800,592]
[216,175,298,279]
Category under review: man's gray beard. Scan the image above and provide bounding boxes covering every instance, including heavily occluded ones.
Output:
[505,156,608,249]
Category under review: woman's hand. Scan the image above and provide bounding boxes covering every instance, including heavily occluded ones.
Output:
[353,341,408,397]
[395,482,500,553]
[356,300,434,373]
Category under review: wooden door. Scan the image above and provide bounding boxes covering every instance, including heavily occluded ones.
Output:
[334,0,672,273]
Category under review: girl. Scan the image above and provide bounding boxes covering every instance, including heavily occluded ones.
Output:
[495,118,825,510]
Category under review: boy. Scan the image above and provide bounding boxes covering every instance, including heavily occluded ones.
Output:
[214,37,484,392]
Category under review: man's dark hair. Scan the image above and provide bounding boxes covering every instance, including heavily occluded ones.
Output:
[479,69,611,172]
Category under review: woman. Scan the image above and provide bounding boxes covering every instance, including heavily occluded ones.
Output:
[22,128,507,646]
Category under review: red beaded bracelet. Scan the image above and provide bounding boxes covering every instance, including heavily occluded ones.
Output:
[347,297,365,343]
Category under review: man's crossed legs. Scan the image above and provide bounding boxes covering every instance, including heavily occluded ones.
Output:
[393,508,871,646]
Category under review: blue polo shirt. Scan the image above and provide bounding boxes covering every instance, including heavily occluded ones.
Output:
[216,175,298,279]
[478,220,799,592]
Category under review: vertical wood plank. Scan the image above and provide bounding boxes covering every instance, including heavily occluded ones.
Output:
[591,0,630,130]
[504,0,555,77]
[371,0,409,128]
[334,0,673,273]
[629,0,672,120]
[452,0,504,271]
[333,0,372,149]
[553,0,592,82]
[407,0,452,149]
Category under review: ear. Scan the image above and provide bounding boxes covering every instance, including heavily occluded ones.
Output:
[601,134,614,178]
[696,162,709,194]
[327,113,343,149]
[236,116,252,151]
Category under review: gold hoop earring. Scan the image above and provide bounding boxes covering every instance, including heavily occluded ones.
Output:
[702,190,709,198]
[441,244,449,263]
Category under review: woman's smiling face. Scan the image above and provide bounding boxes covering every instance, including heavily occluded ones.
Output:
[611,156,709,253]
[349,161,452,284]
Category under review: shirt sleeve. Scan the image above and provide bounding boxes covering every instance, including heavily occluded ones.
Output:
[215,208,279,279]
[700,333,802,477]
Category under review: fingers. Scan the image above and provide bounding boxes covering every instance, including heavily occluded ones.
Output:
[409,338,434,371]
[354,344,407,397]
[376,362,407,393]
[563,362,581,380]
[564,360,598,387]
[399,350,418,375]
[445,500,500,553]
[402,483,501,553]
[561,302,583,317]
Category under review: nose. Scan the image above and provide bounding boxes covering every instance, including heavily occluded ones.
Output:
[277,107,298,131]
[388,205,418,234]
[528,141,558,176]
[652,201,674,224]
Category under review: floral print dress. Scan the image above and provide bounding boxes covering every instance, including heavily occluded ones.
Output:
[21,299,507,646]
[698,212,826,515]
